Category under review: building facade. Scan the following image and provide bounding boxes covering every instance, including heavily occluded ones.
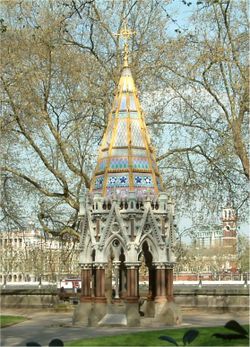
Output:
[175,205,238,280]
[0,225,80,285]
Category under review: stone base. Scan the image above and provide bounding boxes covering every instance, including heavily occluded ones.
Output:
[88,302,107,327]
[72,302,92,326]
[141,299,155,317]
[125,302,140,327]
[155,301,182,325]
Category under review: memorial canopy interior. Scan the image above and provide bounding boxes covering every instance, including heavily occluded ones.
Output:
[77,25,179,327]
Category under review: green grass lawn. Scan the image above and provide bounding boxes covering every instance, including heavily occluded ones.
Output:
[0,315,28,328]
[65,325,249,346]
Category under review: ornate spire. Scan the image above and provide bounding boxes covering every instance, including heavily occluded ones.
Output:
[90,23,163,197]
[115,20,135,67]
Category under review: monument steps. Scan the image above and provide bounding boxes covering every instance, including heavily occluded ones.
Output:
[98,313,127,327]
[107,302,126,314]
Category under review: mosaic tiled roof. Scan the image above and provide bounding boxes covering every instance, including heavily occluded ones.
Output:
[90,52,163,197]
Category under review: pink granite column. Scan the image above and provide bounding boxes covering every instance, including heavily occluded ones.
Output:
[126,265,139,303]
[155,265,167,303]
[80,266,92,302]
[95,265,106,303]
[166,267,174,302]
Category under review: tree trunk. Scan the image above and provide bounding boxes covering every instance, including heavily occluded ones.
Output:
[232,119,249,180]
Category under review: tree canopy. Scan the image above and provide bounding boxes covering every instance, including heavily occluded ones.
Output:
[1,0,249,236]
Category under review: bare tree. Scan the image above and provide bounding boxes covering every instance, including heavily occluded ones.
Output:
[0,0,248,236]
[148,0,249,219]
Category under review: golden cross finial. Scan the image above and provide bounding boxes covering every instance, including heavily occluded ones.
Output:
[115,20,136,67]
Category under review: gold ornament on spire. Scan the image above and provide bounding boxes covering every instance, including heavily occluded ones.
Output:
[115,20,136,67]
[90,20,163,197]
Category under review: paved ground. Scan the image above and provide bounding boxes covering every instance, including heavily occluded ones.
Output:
[1,308,249,347]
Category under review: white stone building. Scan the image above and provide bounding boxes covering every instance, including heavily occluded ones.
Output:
[0,224,80,285]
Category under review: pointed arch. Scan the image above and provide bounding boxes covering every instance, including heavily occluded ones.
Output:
[138,234,159,262]
[103,233,127,262]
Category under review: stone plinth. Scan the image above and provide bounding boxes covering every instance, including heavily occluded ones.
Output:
[155,301,182,325]
[88,302,107,327]
[72,302,92,326]
[125,302,140,327]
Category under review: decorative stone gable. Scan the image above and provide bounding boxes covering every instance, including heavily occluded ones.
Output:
[79,192,175,267]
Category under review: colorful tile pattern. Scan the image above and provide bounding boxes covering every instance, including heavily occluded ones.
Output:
[134,175,154,187]
[110,158,129,169]
[132,158,150,170]
[107,174,129,187]
[90,62,164,196]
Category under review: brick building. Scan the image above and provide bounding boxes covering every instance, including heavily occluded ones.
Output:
[175,205,238,280]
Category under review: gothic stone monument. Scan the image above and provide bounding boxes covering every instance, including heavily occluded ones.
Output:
[74,27,181,327]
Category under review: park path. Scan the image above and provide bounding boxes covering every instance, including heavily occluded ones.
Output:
[1,308,249,347]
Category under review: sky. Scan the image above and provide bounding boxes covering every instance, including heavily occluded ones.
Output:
[165,0,197,37]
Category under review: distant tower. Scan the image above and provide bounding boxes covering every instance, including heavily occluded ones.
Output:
[75,24,180,327]
[222,203,237,251]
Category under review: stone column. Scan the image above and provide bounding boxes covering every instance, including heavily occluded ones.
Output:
[88,263,107,327]
[73,264,92,326]
[95,264,106,303]
[154,263,182,325]
[126,264,139,303]
[155,265,167,303]
[125,263,140,326]
[166,267,174,302]
[80,265,92,302]
[113,261,120,299]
